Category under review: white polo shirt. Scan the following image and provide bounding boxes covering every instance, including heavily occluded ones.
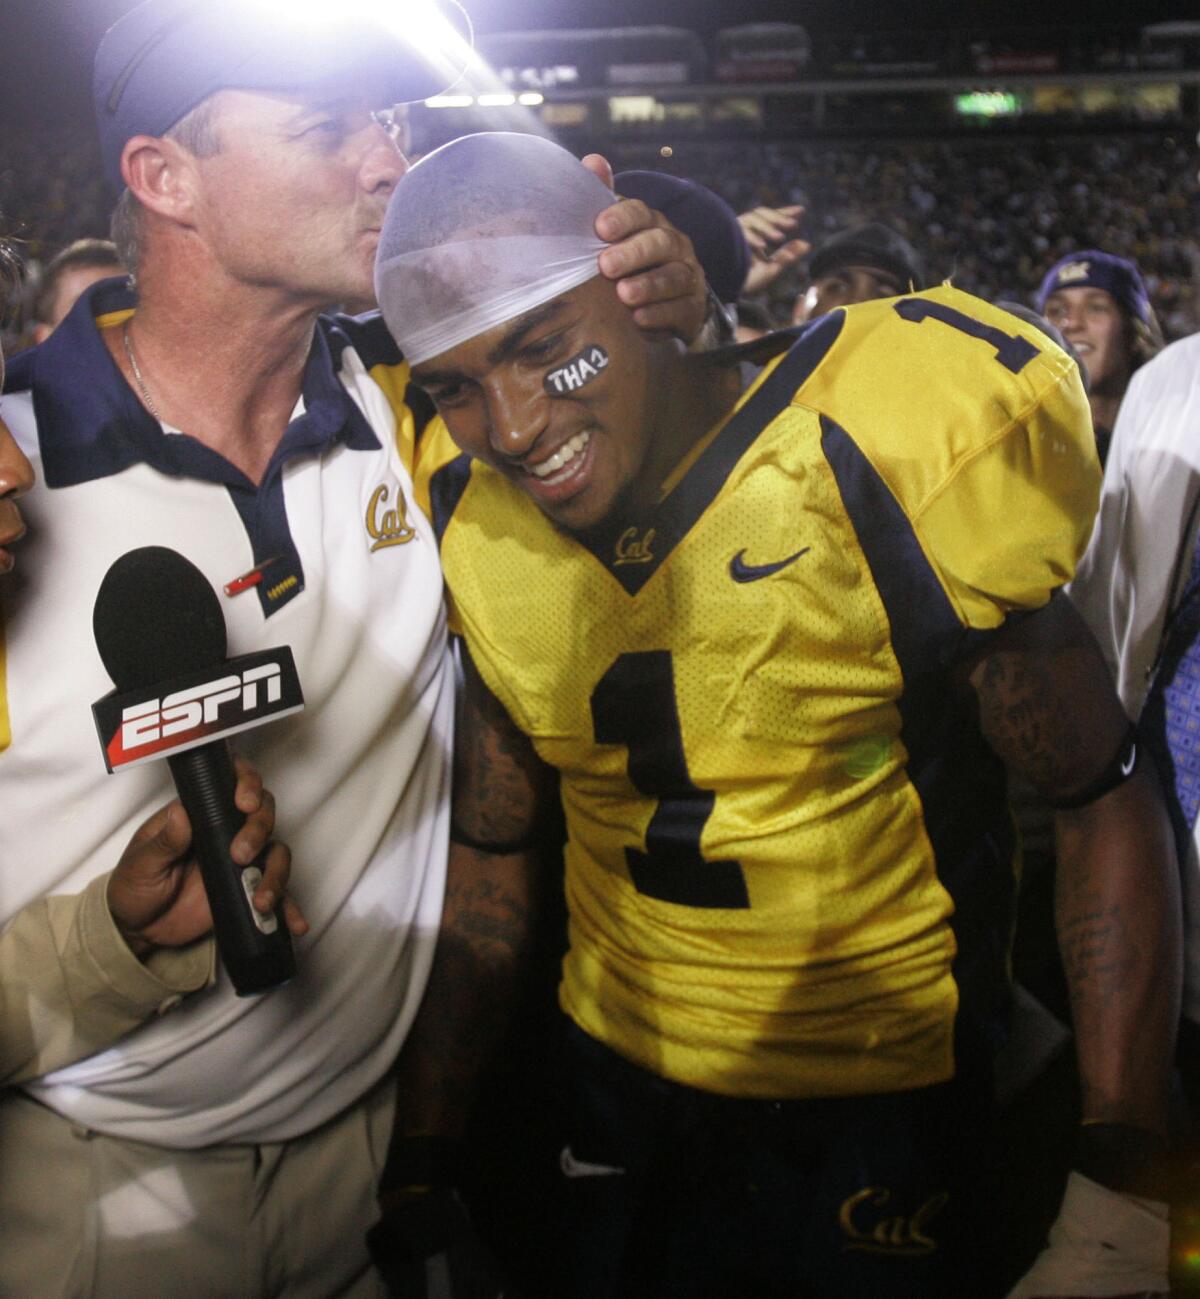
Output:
[0,279,453,1145]
[1070,331,1200,1020]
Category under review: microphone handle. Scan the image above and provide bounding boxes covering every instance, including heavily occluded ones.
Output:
[167,741,295,996]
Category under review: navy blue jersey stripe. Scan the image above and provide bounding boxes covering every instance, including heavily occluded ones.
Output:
[820,415,1016,1084]
[428,452,474,546]
[578,311,846,596]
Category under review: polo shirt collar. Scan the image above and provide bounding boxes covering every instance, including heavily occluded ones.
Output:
[13,277,380,490]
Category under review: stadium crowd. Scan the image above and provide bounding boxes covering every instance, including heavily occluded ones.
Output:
[3,127,1199,347]
[616,132,1200,337]
[1,3,1199,1297]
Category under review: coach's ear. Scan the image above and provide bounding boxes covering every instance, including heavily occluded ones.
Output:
[121,134,201,228]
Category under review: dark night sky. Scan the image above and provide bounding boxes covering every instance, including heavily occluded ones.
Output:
[2,0,1198,122]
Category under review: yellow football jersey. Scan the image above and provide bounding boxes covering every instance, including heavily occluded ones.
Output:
[422,286,1098,1100]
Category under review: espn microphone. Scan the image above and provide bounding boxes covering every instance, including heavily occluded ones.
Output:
[91,546,303,995]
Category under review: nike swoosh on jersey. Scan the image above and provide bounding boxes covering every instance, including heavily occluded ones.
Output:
[1120,742,1137,777]
[560,1146,626,1178]
[729,547,811,583]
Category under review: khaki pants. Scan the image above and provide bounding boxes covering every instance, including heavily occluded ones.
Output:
[0,1081,394,1299]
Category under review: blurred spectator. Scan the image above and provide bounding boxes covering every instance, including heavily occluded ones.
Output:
[31,238,123,343]
[737,203,809,297]
[1036,249,1164,465]
[609,133,1198,338]
[791,220,925,322]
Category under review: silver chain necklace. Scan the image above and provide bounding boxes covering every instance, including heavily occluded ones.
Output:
[122,320,162,421]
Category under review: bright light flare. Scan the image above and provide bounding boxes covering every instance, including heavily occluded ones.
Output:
[237,0,551,132]
[239,0,475,100]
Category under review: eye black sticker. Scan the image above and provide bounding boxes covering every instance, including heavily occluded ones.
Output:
[544,345,610,396]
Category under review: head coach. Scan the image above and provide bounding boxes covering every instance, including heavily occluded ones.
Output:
[0,1,709,1295]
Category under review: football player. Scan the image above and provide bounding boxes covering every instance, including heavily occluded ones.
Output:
[376,134,1175,1298]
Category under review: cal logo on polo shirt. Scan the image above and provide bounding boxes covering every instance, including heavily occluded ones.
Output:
[366,481,416,551]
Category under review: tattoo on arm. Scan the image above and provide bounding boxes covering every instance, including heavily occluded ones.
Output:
[1055,809,1130,1016]
[391,645,555,1141]
[452,646,551,847]
[965,596,1126,801]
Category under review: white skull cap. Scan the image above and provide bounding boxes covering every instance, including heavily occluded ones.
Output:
[375,132,612,366]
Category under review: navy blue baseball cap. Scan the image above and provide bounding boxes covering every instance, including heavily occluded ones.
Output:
[1035,250,1153,329]
[615,171,751,307]
[94,0,472,190]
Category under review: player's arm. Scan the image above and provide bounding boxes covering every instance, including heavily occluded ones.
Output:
[370,646,556,1294]
[963,592,1179,1138]
[961,593,1178,1296]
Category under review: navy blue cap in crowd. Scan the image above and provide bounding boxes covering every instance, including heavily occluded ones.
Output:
[93,0,472,192]
[1035,250,1154,329]
[808,222,925,292]
[615,171,752,308]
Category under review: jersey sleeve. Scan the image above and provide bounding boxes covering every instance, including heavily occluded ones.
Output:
[804,286,1100,631]
[911,359,1098,628]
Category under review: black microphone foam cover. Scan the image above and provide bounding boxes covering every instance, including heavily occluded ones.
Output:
[93,546,228,691]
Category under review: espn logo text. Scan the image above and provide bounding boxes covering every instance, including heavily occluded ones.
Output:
[93,648,303,772]
[122,664,283,749]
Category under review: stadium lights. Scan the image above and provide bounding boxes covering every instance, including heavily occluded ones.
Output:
[424,90,545,110]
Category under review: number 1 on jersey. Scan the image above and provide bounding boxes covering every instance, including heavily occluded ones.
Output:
[591,651,749,909]
[894,298,1040,374]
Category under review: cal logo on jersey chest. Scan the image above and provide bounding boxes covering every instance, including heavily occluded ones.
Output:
[614,526,656,566]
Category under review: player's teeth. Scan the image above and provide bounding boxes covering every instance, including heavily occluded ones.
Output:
[529,432,590,479]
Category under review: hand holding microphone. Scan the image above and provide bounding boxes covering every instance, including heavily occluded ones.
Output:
[92,546,305,995]
[107,756,307,958]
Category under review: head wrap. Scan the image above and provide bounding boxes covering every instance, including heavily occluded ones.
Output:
[376,132,611,365]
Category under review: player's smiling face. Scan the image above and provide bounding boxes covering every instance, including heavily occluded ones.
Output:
[1043,287,1132,394]
[413,276,667,532]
